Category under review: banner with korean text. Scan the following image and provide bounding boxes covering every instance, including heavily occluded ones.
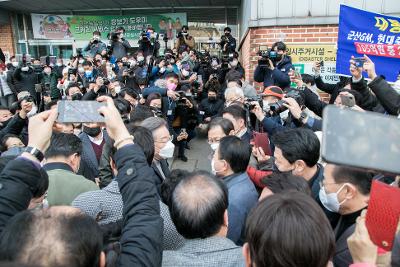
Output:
[31,13,187,41]
[337,5,400,82]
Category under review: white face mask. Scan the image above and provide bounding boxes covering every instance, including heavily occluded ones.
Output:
[78,67,85,73]
[12,62,19,67]
[211,159,224,176]
[230,60,238,68]
[56,62,63,67]
[114,86,121,94]
[263,100,270,111]
[318,184,347,213]
[21,66,29,72]
[129,60,137,67]
[137,56,144,62]
[159,67,166,73]
[280,109,289,120]
[78,59,84,64]
[210,143,219,152]
[181,69,190,77]
[159,141,175,159]
[44,69,51,75]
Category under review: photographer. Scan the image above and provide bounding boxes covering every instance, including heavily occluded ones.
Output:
[250,86,305,137]
[254,41,293,89]
[138,27,160,58]
[84,31,107,58]
[174,25,195,53]
[13,59,42,102]
[220,27,237,54]
[198,88,224,124]
[41,65,61,100]
[0,63,17,108]
[110,26,131,59]
[171,84,198,162]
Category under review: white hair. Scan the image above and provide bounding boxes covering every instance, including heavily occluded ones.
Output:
[224,87,244,100]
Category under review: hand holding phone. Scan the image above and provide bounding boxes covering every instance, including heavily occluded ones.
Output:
[57,100,106,123]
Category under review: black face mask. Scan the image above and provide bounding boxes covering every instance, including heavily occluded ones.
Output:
[71,93,83,101]
[208,96,217,102]
[276,54,283,61]
[0,117,12,128]
[83,126,101,137]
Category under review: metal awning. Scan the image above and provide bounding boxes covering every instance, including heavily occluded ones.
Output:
[0,0,240,13]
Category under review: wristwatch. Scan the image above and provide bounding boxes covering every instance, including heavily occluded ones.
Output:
[299,111,308,125]
[24,146,44,162]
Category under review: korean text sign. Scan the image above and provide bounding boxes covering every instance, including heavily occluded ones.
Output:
[336,5,400,82]
[31,13,187,41]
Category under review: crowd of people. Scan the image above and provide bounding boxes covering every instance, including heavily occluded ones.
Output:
[0,24,399,267]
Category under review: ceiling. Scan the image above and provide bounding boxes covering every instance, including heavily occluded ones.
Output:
[0,0,241,13]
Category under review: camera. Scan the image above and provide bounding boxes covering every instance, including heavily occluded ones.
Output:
[221,53,234,69]
[221,35,228,43]
[68,68,77,75]
[176,32,184,39]
[22,95,34,103]
[244,97,262,111]
[258,46,278,67]
[150,106,163,117]
[175,91,188,106]
[102,77,111,86]
[122,62,131,68]
[269,89,305,116]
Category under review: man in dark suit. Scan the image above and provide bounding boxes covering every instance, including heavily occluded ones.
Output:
[141,117,173,194]
[78,123,111,182]
[320,164,372,267]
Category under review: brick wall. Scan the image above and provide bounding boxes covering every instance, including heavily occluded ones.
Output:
[0,17,15,61]
[242,24,338,92]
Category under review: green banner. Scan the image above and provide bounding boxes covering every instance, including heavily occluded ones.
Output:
[31,13,187,40]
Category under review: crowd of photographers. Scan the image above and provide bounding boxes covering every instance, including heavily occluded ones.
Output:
[0,24,399,267]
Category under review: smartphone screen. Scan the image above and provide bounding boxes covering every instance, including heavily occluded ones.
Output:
[322,106,400,173]
[57,100,106,123]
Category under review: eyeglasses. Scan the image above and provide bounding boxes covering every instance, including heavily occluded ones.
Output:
[154,135,173,143]
[208,137,222,144]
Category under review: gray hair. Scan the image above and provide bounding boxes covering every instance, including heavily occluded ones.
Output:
[224,87,244,100]
[140,117,168,133]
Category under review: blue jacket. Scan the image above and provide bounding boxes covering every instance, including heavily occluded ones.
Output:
[223,172,258,246]
[254,56,294,89]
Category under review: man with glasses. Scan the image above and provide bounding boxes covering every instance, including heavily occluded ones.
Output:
[207,117,235,152]
[141,117,174,194]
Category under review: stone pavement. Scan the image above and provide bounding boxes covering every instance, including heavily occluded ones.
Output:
[170,134,212,173]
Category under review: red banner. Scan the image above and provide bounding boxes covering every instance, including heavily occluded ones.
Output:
[354,42,400,59]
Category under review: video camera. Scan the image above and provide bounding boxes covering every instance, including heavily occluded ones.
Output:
[176,32,184,39]
[258,45,278,67]
[269,88,305,116]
